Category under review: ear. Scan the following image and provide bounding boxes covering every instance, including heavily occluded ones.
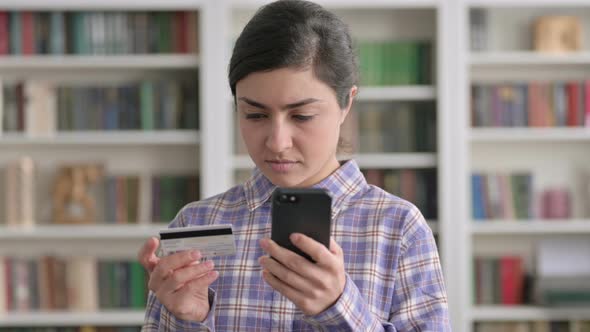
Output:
[340,85,358,125]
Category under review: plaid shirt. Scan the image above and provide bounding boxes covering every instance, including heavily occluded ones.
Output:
[142,160,450,331]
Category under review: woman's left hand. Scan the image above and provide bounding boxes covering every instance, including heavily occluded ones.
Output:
[258,234,346,316]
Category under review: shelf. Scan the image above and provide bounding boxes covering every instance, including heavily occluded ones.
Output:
[0,224,167,240]
[0,130,200,146]
[231,0,439,9]
[0,55,199,70]
[467,0,590,7]
[233,153,437,170]
[470,128,590,142]
[471,306,590,321]
[357,86,436,101]
[471,220,590,235]
[0,0,205,10]
[470,52,590,66]
[0,310,145,327]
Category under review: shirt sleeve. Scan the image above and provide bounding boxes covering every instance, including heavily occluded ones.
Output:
[141,289,217,332]
[389,211,452,331]
[302,273,388,331]
[141,205,218,332]
[302,208,451,332]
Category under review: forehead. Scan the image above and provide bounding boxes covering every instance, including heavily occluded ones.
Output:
[235,67,336,104]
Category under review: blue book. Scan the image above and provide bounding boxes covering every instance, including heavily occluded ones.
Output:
[50,12,65,54]
[10,12,21,54]
[472,173,485,220]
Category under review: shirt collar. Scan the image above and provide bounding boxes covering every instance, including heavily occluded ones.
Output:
[243,159,367,217]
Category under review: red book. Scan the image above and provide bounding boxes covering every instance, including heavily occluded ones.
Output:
[175,11,188,53]
[0,12,9,54]
[566,82,580,127]
[21,11,34,54]
[585,80,590,127]
[528,83,540,127]
[4,258,12,311]
[500,256,523,305]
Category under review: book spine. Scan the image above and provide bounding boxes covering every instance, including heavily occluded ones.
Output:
[0,12,9,54]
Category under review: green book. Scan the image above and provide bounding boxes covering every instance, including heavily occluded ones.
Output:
[10,12,21,54]
[140,81,155,130]
[130,261,147,308]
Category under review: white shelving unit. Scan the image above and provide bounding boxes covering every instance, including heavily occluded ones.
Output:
[0,131,200,145]
[6,0,588,331]
[0,311,145,327]
[452,1,590,331]
[0,54,200,69]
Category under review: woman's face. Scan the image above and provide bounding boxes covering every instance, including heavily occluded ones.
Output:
[236,67,355,187]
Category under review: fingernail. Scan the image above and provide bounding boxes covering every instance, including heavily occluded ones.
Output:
[204,260,214,269]
[258,256,265,265]
[290,233,300,242]
[259,238,269,250]
[191,250,201,259]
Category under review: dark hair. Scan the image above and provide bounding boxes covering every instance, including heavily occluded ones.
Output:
[229,0,358,109]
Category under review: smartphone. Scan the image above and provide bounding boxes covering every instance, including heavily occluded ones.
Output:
[271,187,332,261]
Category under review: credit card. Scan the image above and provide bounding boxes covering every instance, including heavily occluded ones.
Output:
[159,224,236,258]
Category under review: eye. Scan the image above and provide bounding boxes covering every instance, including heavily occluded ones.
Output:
[293,114,314,122]
[245,113,267,120]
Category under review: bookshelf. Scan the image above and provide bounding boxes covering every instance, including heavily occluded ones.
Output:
[453,1,590,331]
[0,0,460,329]
[0,311,145,327]
[3,0,586,331]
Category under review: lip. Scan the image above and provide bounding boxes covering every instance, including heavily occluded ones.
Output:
[265,160,298,173]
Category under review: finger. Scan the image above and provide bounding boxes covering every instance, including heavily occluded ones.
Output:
[152,250,201,283]
[138,237,160,273]
[289,233,334,266]
[329,237,343,257]
[259,238,322,280]
[159,260,215,294]
[258,256,309,292]
[262,269,305,307]
[178,269,220,294]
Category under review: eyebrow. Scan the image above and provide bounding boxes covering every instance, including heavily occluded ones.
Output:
[238,97,321,110]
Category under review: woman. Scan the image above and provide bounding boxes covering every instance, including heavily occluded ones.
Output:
[139,0,450,330]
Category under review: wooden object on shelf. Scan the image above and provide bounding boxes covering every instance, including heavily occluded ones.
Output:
[533,16,582,53]
[4,157,35,228]
[52,164,103,224]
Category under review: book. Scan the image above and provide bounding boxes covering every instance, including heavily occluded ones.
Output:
[24,81,57,137]
[65,257,98,311]
[4,157,35,227]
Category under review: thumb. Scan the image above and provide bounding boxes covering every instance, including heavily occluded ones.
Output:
[138,236,160,273]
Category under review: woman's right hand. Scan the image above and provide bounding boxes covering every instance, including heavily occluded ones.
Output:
[138,237,219,322]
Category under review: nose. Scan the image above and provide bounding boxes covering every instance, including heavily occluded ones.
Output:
[265,119,293,153]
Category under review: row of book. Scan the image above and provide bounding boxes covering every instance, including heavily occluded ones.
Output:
[2,157,200,226]
[362,168,437,219]
[151,175,199,224]
[1,80,199,133]
[344,102,437,153]
[0,257,147,313]
[471,173,533,220]
[471,82,590,127]
[0,11,199,55]
[357,41,432,86]
[473,256,528,305]
[102,174,199,224]
[0,329,140,332]
[474,321,590,332]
